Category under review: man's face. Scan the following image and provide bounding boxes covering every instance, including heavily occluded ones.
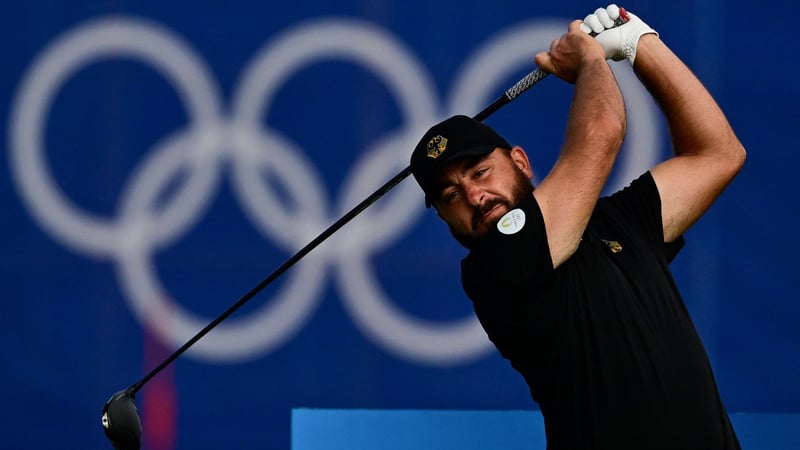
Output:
[431,147,534,248]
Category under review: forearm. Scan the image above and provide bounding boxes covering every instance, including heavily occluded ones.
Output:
[633,35,744,161]
[562,57,626,162]
[634,34,745,241]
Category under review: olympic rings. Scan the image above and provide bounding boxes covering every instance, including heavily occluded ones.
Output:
[8,16,660,365]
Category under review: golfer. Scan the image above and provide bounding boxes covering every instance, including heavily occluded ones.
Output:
[410,5,745,449]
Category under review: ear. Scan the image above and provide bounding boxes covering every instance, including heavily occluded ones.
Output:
[509,146,534,178]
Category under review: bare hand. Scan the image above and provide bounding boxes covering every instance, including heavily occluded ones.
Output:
[534,20,607,84]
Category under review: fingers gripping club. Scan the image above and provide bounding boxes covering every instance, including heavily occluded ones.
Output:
[580,4,657,64]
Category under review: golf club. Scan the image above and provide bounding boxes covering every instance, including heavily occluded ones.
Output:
[101,65,549,450]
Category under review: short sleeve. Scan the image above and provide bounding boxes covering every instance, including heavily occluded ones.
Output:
[605,172,684,262]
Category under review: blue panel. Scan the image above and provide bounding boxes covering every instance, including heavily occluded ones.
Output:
[292,410,800,450]
[292,409,545,450]
[730,413,800,450]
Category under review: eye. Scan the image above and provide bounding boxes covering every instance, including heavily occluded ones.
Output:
[441,189,459,204]
[473,167,489,179]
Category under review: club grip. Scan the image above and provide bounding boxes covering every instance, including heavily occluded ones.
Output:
[505,67,548,101]
[473,67,549,122]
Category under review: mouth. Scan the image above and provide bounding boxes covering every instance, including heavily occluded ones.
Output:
[473,202,507,231]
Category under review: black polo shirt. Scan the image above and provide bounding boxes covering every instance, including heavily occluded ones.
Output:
[461,172,739,450]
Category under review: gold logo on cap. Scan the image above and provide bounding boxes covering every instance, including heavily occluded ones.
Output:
[426,135,448,159]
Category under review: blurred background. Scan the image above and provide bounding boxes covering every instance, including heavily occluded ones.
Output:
[1,0,797,448]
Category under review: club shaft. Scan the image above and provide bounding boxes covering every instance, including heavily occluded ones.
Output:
[127,65,549,394]
[130,164,413,393]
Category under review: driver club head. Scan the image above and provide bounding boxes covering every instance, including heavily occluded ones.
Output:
[101,390,142,450]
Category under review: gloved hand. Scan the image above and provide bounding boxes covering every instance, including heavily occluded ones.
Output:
[580,4,657,65]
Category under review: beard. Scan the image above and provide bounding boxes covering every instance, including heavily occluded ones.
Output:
[447,167,534,249]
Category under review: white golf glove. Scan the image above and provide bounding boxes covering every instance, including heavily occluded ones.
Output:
[580,4,657,65]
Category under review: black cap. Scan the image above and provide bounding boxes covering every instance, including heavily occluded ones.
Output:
[410,115,511,207]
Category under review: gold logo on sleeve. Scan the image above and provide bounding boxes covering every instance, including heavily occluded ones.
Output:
[601,239,623,253]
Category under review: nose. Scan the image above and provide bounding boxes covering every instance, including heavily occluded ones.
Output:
[463,182,485,207]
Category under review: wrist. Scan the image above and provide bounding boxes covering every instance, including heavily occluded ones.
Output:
[576,56,612,82]
[630,33,660,68]
[582,43,610,67]
[624,22,658,65]
[636,33,659,51]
